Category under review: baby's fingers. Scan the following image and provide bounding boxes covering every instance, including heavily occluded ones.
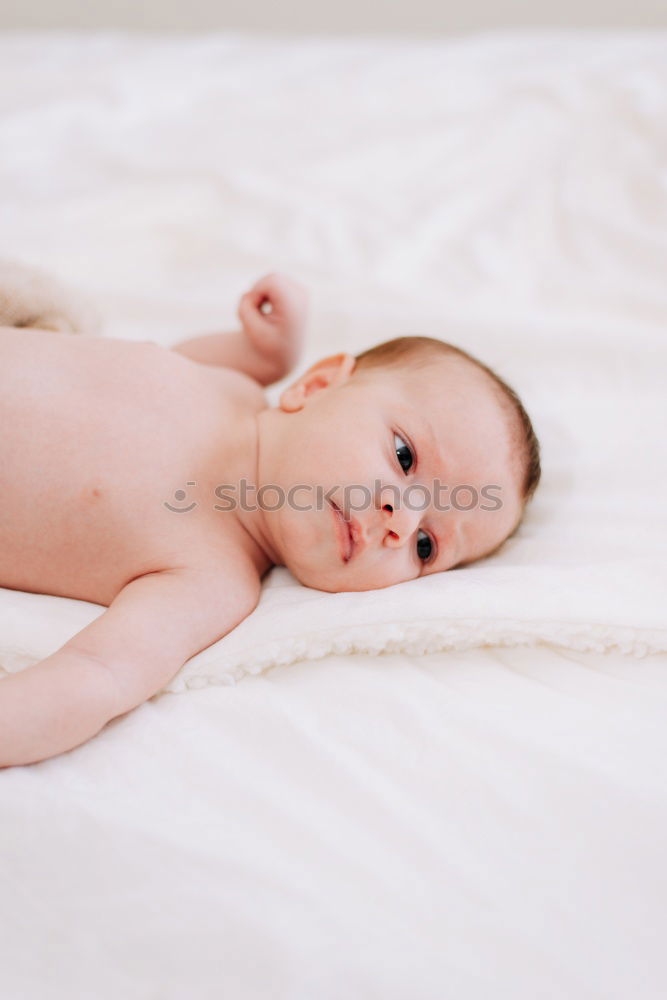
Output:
[239,274,308,337]
[238,273,308,372]
[248,273,308,325]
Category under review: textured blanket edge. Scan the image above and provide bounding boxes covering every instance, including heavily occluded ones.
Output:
[167,619,667,692]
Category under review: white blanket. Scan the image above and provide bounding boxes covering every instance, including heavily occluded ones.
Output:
[0,32,665,688]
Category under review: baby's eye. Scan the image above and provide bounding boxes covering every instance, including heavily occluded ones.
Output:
[394,433,414,474]
[416,529,434,563]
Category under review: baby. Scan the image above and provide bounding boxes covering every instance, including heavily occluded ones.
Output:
[0,270,540,767]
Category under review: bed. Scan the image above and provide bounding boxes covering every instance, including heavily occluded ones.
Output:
[1,31,666,999]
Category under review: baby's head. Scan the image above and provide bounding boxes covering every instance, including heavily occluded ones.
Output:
[256,335,541,592]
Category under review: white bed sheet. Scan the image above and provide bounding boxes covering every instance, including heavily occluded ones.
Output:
[3,643,667,1000]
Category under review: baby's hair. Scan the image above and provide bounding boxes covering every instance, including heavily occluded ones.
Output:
[353,335,541,523]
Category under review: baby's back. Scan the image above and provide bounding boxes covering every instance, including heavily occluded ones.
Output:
[0,328,265,605]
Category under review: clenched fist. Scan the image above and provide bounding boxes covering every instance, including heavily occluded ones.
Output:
[237,273,308,383]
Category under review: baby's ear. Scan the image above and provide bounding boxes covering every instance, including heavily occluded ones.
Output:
[279,352,356,412]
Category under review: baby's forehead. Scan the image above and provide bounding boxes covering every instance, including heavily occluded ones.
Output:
[383,357,498,411]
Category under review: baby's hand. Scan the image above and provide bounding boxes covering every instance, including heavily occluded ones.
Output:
[237,273,308,381]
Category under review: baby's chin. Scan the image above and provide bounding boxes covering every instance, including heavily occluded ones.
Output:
[284,559,406,594]
[283,561,346,592]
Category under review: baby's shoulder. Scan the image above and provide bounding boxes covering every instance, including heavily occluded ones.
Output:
[173,351,268,416]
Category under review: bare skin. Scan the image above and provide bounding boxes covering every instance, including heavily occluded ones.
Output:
[0,331,268,604]
[0,273,307,766]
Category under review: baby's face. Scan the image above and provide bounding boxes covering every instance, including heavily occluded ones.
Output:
[254,354,522,593]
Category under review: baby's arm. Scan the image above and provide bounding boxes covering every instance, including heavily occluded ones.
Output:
[0,566,259,767]
[172,273,308,387]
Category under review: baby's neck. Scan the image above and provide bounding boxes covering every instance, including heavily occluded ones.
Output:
[223,407,281,578]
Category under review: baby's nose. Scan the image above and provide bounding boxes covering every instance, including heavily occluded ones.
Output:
[380,497,418,548]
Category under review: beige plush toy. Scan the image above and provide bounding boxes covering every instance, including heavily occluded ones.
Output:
[0,257,101,335]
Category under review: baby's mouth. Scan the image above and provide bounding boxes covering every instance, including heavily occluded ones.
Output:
[329,501,354,562]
